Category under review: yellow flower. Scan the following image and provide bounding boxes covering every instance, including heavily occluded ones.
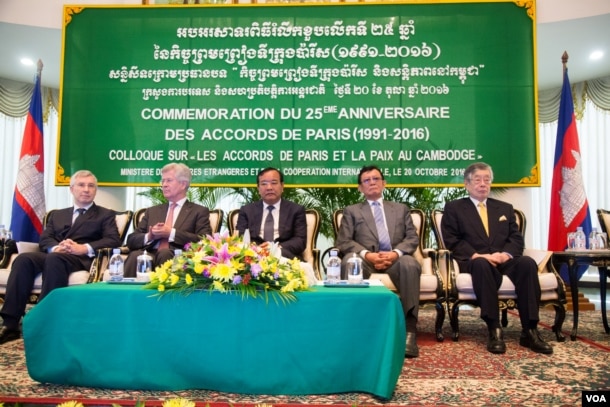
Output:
[210,263,235,282]
[162,398,195,407]
[57,402,84,407]
[194,262,205,274]
[170,273,180,286]
[158,284,165,292]
[212,280,226,291]
[185,273,193,285]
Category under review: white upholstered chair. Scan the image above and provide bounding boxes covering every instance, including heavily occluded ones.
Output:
[431,208,567,342]
[325,208,447,342]
[227,208,322,280]
[0,209,133,303]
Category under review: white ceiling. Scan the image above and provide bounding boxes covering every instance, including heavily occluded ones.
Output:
[1,1,609,91]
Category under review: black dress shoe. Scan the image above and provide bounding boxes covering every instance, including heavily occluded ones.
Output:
[405,332,419,358]
[520,328,553,354]
[0,326,21,345]
[487,327,506,354]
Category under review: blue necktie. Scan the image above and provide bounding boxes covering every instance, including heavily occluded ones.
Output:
[264,205,275,242]
[372,202,392,251]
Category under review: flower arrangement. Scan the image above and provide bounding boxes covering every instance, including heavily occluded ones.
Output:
[144,232,310,303]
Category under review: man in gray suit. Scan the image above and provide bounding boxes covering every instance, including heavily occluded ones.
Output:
[124,163,211,277]
[236,167,307,261]
[336,165,422,358]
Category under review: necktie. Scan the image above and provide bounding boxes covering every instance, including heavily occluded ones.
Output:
[372,202,392,251]
[158,202,176,250]
[264,205,275,242]
[478,202,489,236]
[73,208,86,224]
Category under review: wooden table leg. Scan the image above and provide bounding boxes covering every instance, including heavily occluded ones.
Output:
[599,266,609,334]
[568,257,579,340]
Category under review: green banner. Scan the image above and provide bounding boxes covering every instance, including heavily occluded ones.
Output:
[58,1,539,187]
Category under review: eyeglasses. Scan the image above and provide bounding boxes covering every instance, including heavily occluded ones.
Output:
[361,177,382,185]
[259,180,281,187]
[469,177,492,185]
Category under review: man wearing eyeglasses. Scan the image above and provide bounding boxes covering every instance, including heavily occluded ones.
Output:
[441,162,552,355]
[236,167,307,261]
[0,170,121,345]
[336,165,422,358]
[123,162,211,277]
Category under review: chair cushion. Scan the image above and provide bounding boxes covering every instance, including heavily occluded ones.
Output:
[31,270,91,294]
[455,267,560,301]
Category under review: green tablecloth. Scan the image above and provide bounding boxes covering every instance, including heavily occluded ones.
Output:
[23,283,405,398]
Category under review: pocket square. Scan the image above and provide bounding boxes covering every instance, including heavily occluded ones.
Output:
[499,215,507,221]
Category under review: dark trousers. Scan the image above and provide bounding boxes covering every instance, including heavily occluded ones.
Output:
[463,256,541,329]
[123,248,174,277]
[0,252,91,328]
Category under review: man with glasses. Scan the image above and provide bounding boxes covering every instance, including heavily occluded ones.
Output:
[123,163,211,277]
[336,165,422,358]
[0,170,121,345]
[235,167,307,261]
[441,162,552,354]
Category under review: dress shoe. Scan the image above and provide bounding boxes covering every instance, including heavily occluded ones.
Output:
[405,332,419,358]
[0,326,21,345]
[487,327,506,354]
[520,328,553,354]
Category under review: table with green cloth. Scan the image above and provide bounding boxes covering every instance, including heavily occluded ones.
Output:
[23,282,406,398]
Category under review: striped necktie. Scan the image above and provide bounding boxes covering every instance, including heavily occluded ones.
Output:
[372,201,392,251]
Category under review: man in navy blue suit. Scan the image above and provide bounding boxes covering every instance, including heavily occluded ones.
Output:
[441,162,552,354]
[236,167,307,261]
[0,170,120,345]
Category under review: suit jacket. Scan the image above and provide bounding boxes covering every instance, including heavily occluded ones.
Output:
[336,201,419,256]
[39,203,121,269]
[236,199,307,261]
[441,197,524,263]
[126,201,211,251]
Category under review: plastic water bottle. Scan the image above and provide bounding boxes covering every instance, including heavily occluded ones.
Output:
[108,248,124,281]
[173,249,183,271]
[574,227,586,250]
[589,227,600,250]
[326,249,341,283]
[346,253,363,284]
[0,224,6,244]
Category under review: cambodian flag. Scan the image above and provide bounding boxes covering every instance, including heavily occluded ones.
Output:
[547,66,592,282]
[10,61,46,242]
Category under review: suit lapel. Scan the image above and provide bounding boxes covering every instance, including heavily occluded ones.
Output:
[251,201,264,236]
[463,199,488,240]
[68,204,95,233]
[360,202,379,240]
[172,201,190,230]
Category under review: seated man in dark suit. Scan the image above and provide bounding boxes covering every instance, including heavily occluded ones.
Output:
[0,169,121,345]
[336,165,422,358]
[441,162,552,355]
[236,167,307,261]
[124,163,211,277]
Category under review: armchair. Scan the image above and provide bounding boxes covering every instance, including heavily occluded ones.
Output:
[0,209,133,303]
[431,208,566,342]
[323,208,446,342]
[100,208,224,281]
[227,208,322,280]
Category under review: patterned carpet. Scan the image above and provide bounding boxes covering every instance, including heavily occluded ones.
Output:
[1,307,609,407]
